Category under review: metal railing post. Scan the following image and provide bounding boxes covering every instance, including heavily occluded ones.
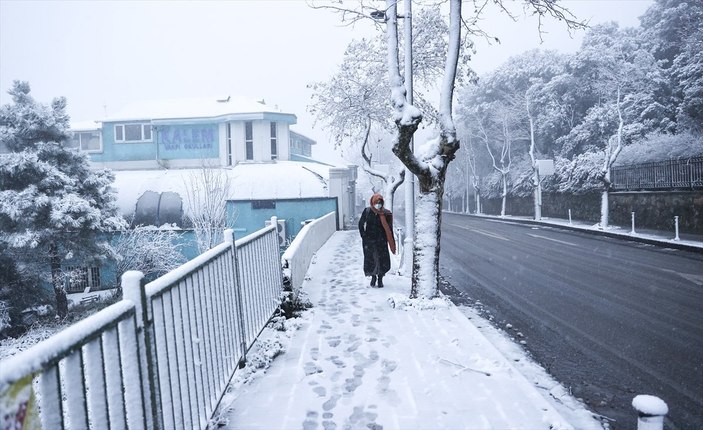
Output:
[225,229,248,368]
[122,270,160,429]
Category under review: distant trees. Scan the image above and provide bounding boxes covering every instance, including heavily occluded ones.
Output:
[453,0,703,225]
[0,81,126,320]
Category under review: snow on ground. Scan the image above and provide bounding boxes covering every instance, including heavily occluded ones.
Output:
[214,231,604,430]
[66,288,117,307]
[466,213,703,250]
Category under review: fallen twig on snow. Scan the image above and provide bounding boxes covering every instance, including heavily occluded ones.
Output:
[438,358,491,377]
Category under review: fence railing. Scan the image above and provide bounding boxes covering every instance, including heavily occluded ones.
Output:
[611,156,703,191]
[281,211,337,297]
[0,220,283,429]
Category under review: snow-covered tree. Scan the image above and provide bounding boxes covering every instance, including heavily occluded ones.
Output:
[113,226,186,286]
[183,164,232,254]
[640,0,703,133]
[562,23,664,227]
[0,81,125,318]
[317,0,584,298]
[309,37,406,212]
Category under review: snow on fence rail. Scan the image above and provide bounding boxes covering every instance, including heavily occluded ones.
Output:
[281,211,337,297]
[0,220,283,429]
[611,156,703,191]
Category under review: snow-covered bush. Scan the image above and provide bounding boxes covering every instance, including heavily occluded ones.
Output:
[0,301,10,333]
[615,131,703,165]
[113,225,187,286]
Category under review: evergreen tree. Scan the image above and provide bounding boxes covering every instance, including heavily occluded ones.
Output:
[0,81,125,319]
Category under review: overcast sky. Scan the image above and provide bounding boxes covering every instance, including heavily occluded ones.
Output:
[0,0,652,164]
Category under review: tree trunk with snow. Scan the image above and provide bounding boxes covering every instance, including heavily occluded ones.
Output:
[383,0,461,299]
[501,172,508,217]
[600,87,624,229]
[526,96,541,221]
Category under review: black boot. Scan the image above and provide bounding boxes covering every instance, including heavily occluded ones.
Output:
[370,275,376,287]
[377,275,384,288]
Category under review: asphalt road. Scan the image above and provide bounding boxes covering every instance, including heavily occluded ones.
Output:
[438,213,703,429]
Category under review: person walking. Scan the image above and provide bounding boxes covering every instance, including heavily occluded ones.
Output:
[358,193,396,287]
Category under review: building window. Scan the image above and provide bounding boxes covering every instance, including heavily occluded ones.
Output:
[68,131,102,152]
[227,123,233,166]
[252,200,276,209]
[115,123,152,143]
[65,266,101,293]
[245,121,253,160]
[270,122,277,160]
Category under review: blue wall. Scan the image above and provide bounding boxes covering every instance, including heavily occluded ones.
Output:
[228,197,338,241]
[89,122,220,163]
[156,124,219,160]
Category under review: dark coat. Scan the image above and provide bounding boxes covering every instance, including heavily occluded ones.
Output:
[358,207,393,276]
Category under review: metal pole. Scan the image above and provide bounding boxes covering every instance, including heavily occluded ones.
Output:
[402,0,415,276]
[568,209,572,225]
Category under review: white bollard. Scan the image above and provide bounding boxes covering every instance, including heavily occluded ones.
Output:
[631,212,636,235]
[674,216,680,241]
[632,395,668,430]
[568,209,572,225]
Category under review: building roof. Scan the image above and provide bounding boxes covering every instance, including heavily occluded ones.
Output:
[98,96,296,123]
[111,161,332,218]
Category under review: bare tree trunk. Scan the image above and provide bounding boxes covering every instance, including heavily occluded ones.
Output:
[50,242,68,318]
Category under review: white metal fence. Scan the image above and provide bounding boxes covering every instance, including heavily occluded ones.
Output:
[281,211,337,297]
[0,221,283,429]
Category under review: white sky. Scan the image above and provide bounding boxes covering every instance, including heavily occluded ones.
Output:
[0,0,652,164]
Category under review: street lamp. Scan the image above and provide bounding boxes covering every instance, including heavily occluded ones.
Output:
[371,0,415,276]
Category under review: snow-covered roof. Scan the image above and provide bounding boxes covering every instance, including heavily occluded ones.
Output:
[70,120,101,131]
[101,96,294,122]
[110,161,331,217]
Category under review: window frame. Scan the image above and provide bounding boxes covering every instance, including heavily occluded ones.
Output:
[245,121,254,160]
[270,122,277,160]
[71,131,103,153]
[114,123,153,143]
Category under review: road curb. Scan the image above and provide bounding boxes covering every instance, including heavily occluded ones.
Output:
[453,213,703,254]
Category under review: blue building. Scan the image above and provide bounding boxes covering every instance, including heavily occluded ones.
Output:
[66,95,357,291]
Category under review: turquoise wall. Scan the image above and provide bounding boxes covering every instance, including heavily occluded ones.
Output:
[228,197,338,242]
[90,121,156,162]
[88,122,220,163]
[156,124,219,160]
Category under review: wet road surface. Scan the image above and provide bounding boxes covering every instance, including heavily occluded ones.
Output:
[439,213,703,429]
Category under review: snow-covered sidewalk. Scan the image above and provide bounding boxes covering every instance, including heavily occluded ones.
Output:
[216,231,602,430]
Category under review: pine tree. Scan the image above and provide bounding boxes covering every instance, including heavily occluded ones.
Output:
[0,81,125,319]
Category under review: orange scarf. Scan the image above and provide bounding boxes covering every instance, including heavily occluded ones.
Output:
[370,194,396,254]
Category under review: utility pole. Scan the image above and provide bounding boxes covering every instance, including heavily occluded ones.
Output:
[401,0,415,276]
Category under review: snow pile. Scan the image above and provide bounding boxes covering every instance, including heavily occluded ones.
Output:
[632,395,668,416]
[386,293,451,310]
[210,313,307,427]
